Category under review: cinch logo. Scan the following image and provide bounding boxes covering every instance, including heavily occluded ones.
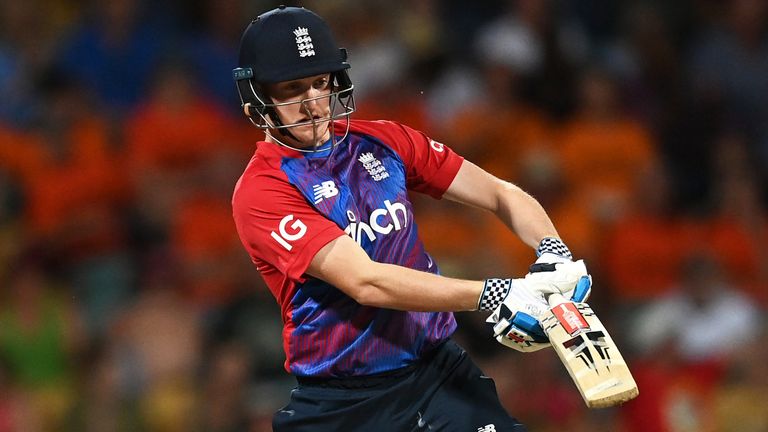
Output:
[344,200,407,244]
[271,214,307,251]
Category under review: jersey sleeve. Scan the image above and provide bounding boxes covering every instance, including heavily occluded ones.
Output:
[232,173,344,282]
[372,121,464,199]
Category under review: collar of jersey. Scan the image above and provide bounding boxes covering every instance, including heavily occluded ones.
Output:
[301,136,339,159]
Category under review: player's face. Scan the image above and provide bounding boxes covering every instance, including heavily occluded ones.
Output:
[265,73,333,148]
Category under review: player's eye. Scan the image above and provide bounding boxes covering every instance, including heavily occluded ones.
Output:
[313,76,330,90]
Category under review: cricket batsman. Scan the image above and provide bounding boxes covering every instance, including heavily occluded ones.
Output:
[231,6,591,431]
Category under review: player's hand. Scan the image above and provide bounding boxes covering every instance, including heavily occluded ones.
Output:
[479,252,592,352]
[485,299,550,353]
[529,237,591,303]
[527,260,592,304]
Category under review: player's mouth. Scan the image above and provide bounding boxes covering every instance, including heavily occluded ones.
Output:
[297,115,330,126]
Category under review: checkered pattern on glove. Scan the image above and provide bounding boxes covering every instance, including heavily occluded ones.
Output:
[478,278,512,311]
[536,237,572,260]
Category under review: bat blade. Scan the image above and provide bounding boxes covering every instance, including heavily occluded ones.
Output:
[542,295,639,408]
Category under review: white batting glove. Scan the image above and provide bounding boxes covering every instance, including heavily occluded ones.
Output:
[482,278,552,352]
[526,260,592,304]
[531,237,591,303]
[479,251,592,352]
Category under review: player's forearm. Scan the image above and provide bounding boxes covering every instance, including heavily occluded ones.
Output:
[356,261,483,312]
[493,181,560,249]
[443,160,559,249]
[307,235,483,312]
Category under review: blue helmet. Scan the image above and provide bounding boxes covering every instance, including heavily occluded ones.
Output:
[232,5,354,139]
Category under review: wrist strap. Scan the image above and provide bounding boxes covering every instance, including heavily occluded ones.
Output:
[478,278,512,311]
[536,237,572,260]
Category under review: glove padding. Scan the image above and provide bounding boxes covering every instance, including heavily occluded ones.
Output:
[486,259,592,352]
[487,303,550,352]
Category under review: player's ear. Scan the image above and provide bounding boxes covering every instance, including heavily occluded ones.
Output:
[243,86,268,119]
[242,102,277,127]
[243,102,257,118]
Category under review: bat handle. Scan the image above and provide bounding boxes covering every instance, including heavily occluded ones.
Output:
[547,292,569,308]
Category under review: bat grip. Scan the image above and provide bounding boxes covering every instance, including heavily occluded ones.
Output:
[547,292,568,308]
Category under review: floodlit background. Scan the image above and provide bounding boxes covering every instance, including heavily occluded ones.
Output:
[1,0,767,430]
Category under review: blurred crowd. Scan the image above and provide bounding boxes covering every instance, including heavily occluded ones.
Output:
[0,0,766,431]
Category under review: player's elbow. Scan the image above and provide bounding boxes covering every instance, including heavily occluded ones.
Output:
[340,266,391,308]
[352,284,389,308]
[344,274,388,307]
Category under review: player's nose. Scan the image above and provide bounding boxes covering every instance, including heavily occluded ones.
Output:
[301,96,326,117]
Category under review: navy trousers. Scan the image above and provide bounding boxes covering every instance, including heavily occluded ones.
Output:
[272,339,528,431]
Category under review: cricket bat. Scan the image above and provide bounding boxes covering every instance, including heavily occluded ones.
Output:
[541,293,639,408]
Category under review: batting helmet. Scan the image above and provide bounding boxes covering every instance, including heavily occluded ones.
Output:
[232,6,355,139]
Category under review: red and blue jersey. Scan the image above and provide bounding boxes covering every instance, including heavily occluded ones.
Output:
[232,120,463,377]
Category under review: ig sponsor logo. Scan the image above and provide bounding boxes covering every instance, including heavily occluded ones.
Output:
[271,214,307,251]
[429,139,444,152]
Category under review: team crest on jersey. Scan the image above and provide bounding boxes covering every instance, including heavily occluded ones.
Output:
[358,152,389,181]
[312,180,339,204]
[293,27,315,57]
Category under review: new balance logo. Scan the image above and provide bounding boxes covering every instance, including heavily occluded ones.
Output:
[478,425,496,432]
[312,180,339,204]
[293,27,315,57]
[358,152,389,181]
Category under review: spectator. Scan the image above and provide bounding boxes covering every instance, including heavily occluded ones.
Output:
[0,0,69,126]
[603,163,692,300]
[712,325,768,431]
[200,342,252,431]
[472,0,587,118]
[0,253,85,430]
[621,251,763,432]
[124,58,244,255]
[557,66,658,225]
[629,252,762,363]
[701,130,768,301]
[122,281,202,432]
[15,71,134,343]
[183,0,251,113]
[56,0,167,112]
[689,0,768,169]
[444,30,557,180]
[170,151,251,307]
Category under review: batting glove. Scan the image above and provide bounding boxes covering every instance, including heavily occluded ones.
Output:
[531,237,591,303]
[481,278,551,352]
[479,260,592,353]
